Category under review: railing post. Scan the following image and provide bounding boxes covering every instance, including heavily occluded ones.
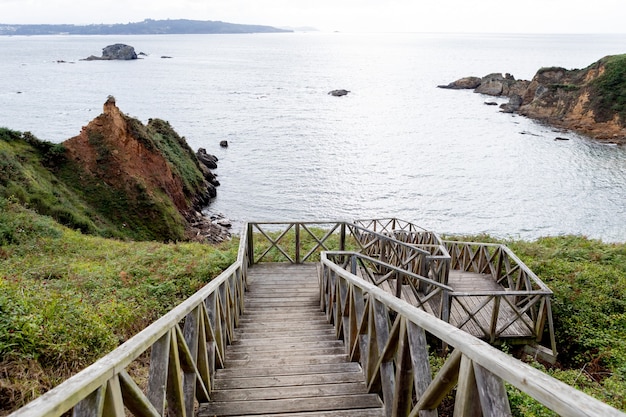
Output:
[295,223,301,264]
[340,222,346,251]
[247,223,254,266]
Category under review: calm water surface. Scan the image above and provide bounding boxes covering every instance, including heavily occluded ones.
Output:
[1,33,625,241]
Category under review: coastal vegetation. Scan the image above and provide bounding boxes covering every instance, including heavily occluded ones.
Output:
[0,198,238,412]
[589,54,626,123]
[1,125,624,414]
[0,97,216,243]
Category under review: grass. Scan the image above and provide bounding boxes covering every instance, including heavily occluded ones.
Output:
[448,234,626,413]
[589,54,626,123]
[2,203,625,414]
[0,198,238,413]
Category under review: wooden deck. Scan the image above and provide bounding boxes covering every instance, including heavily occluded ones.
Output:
[376,270,534,340]
[197,263,384,417]
[447,270,534,338]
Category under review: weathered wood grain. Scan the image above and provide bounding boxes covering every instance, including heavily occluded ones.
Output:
[197,264,384,417]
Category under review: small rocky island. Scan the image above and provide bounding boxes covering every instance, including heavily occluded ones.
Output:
[82,44,138,61]
[439,54,626,144]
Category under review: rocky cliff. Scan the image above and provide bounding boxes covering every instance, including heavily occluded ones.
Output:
[439,54,626,143]
[0,97,227,243]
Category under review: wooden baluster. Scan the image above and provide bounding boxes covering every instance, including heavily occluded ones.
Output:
[102,375,125,417]
[392,318,414,417]
[453,354,481,417]
[119,370,161,417]
[407,321,437,417]
[372,299,395,417]
[473,362,512,417]
[72,385,104,417]
[197,303,213,394]
[411,349,461,416]
[182,308,200,416]
[489,297,501,343]
[349,285,366,362]
[166,328,186,417]
[147,331,171,415]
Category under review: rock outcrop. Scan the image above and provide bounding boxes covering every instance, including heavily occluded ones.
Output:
[82,44,138,61]
[63,96,229,242]
[439,55,626,144]
[329,89,350,97]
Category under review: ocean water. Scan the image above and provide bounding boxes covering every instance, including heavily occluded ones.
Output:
[1,32,625,241]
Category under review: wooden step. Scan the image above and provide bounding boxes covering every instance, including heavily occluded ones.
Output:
[197,264,384,417]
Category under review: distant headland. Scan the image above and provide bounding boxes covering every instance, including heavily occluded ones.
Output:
[0,18,292,36]
[439,54,626,144]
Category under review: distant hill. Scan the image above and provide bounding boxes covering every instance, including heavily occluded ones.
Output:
[0,18,292,35]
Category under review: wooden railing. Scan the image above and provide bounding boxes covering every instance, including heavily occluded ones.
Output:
[325,252,454,321]
[8,228,251,417]
[247,222,436,278]
[354,217,440,245]
[444,240,557,352]
[320,251,625,417]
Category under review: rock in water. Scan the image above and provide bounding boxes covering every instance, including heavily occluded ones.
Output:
[329,89,350,97]
[83,44,138,61]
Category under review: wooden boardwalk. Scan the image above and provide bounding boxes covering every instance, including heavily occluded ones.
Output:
[375,270,533,340]
[197,264,384,417]
[446,270,533,338]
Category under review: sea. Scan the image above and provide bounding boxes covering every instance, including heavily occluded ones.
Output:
[1,32,625,242]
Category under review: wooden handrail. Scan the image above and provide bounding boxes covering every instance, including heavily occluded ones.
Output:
[8,225,251,417]
[320,252,625,417]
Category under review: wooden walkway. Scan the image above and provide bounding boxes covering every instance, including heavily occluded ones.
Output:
[447,270,533,338]
[375,270,533,340]
[197,264,384,417]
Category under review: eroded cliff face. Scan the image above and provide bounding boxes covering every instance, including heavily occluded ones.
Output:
[64,98,190,213]
[61,97,223,242]
[518,59,625,142]
[440,55,626,143]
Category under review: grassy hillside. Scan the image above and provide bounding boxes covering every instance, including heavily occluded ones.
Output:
[0,198,238,412]
[1,111,212,242]
[508,236,626,412]
[589,54,626,123]
[0,127,116,237]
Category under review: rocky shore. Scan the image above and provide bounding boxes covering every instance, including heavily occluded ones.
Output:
[439,55,626,144]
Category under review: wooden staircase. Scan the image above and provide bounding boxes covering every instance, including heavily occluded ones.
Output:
[197,264,384,417]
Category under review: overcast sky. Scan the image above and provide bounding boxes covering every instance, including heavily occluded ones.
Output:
[1,0,624,33]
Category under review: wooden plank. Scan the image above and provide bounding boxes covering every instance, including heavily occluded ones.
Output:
[230,334,343,352]
[211,382,371,401]
[234,327,335,337]
[166,328,186,417]
[223,354,350,368]
[225,346,347,361]
[214,372,366,390]
[201,394,382,416]
[182,307,199,417]
[392,317,414,417]
[216,362,362,379]
[217,408,385,417]
[226,340,344,354]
